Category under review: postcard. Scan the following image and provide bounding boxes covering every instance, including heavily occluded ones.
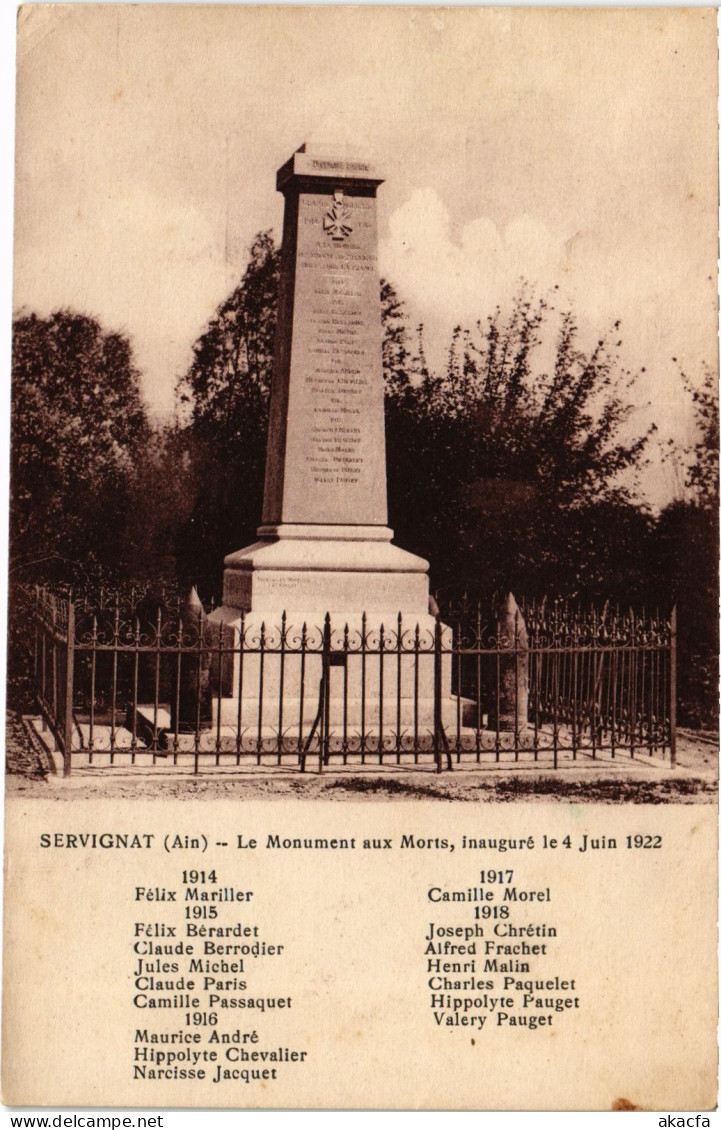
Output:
[4,6,718,1112]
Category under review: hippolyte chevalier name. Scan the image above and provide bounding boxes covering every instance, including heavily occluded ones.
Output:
[35,817,666,1094]
[126,867,579,1088]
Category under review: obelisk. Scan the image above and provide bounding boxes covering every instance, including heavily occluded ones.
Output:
[217,143,431,618]
[210,143,449,731]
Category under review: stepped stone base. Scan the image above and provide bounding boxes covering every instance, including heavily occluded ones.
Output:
[207,607,451,732]
[207,522,451,731]
[219,524,431,615]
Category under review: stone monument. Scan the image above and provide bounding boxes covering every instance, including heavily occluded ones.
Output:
[210,143,450,733]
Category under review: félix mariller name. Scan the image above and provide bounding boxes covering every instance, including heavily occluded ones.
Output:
[135,886,253,903]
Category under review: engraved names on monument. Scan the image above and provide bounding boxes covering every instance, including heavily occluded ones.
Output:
[275,191,385,521]
[217,144,432,618]
[262,151,387,527]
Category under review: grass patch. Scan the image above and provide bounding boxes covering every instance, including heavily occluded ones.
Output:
[322,776,456,800]
[492,776,715,804]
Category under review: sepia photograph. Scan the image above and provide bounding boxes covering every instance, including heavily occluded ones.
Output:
[7,6,718,805]
[3,4,717,1113]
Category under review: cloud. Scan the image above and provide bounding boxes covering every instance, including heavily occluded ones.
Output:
[378,186,715,509]
[380,187,565,367]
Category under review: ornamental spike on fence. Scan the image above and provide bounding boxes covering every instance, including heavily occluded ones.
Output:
[183,584,205,623]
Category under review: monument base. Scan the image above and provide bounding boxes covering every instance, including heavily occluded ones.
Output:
[219,524,431,614]
[207,610,453,736]
[213,695,458,735]
[208,524,453,735]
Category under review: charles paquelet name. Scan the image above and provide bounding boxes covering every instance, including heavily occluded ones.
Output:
[131,871,308,1087]
[425,870,579,1032]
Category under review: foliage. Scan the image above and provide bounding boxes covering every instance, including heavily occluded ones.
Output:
[652,499,717,727]
[385,290,656,602]
[682,363,719,509]
[10,310,150,586]
[652,366,719,727]
[380,279,414,404]
[173,232,279,591]
[178,231,278,432]
[9,310,153,709]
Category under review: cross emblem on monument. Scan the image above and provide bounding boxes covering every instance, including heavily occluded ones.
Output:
[323,189,353,241]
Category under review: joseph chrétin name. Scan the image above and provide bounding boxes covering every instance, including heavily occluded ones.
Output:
[424,870,580,1032]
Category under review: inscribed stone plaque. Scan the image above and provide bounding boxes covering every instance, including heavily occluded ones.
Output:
[263,164,387,527]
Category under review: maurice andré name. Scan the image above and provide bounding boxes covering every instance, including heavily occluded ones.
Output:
[134,1031,307,1085]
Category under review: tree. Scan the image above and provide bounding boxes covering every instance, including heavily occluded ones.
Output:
[386,292,656,601]
[178,231,279,433]
[682,364,719,510]
[380,279,414,404]
[652,365,719,726]
[174,232,279,592]
[10,310,150,585]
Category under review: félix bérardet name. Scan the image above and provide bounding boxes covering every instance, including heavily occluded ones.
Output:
[129,874,303,1092]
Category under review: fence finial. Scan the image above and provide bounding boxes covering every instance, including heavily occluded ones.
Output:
[184,585,205,621]
[500,591,520,618]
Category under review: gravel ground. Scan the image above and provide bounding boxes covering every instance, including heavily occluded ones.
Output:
[5,711,47,783]
[5,711,717,803]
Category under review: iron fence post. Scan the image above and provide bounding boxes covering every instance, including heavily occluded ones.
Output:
[320,613,331,772]
[62,600,75,779]
[669,605,677,767]
[434,615,443,772]
[32,586,39,707]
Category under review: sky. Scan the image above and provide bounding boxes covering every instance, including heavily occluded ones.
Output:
[12,5,718,507]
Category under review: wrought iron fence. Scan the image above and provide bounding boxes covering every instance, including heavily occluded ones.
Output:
[22,585,677,776]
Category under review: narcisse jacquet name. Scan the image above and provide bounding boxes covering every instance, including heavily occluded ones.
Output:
[129,870,308,1089]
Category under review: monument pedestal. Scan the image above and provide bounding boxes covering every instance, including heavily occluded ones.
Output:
[209,523,454,735]
[209,610,451,737]
[221,523,429,613]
